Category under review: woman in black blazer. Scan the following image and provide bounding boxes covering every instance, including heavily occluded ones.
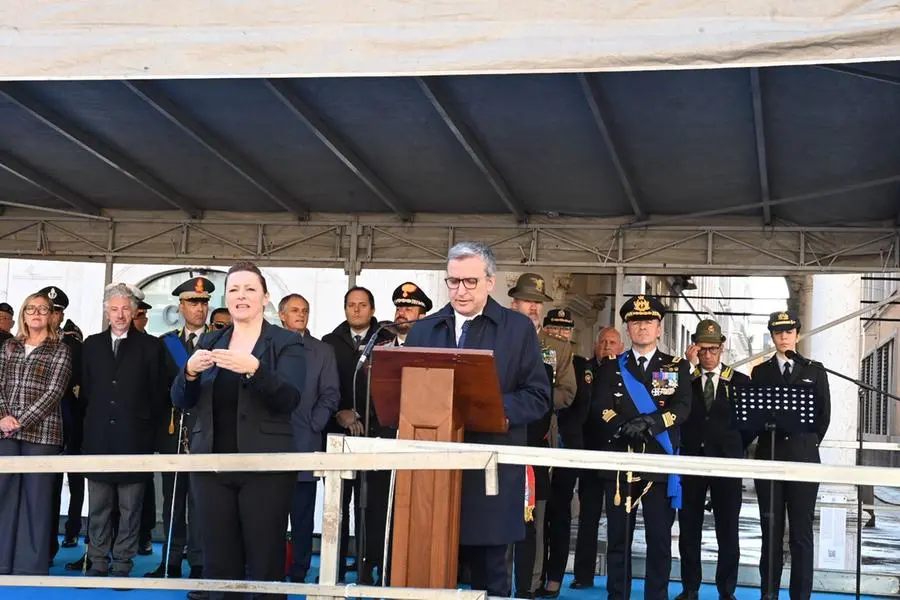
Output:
[172,262,305,600]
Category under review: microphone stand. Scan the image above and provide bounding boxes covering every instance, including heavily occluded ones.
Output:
[787,352,900,600]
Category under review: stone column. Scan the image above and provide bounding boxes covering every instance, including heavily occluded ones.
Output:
[808,273,861,570]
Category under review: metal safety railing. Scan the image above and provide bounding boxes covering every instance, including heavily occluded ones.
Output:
[0,434,898,598]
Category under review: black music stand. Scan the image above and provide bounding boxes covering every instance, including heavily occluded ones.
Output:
[732,385,818,597]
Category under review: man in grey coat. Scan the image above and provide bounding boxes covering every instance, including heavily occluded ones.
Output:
[279,294,341,583]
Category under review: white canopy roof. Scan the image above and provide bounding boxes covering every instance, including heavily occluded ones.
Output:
[3,1,899,80]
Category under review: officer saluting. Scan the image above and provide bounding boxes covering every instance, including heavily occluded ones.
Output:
[748,310,830,600]
[676,320,750,600]
[594,295,691,600]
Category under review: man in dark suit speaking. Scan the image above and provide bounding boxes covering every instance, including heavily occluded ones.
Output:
[404,241,551,597]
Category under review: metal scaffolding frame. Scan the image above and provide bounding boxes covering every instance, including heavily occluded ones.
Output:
[0,210,897,276]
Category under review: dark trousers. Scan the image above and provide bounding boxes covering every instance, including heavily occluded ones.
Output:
[140,476,155,546]
[513,514,538,597]
[192,472,295,600]
[545,467,579,583]
[755,478,818,600]
[161,471,202,567]
[461,544,511,597]
[573,471,606,583]
[87,479,145,575]
[339,470,391,581]
[290,481,317,582]
[0,439,59,575]
[606,477,674,600]
[678,473,742,596]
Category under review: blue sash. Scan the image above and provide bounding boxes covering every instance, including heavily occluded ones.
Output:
[617,354,682,509]
[162,333,190,370]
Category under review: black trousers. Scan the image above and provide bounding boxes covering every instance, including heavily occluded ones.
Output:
[461,544,510,597]
[678,473,742,596]
[161,471,202,566]
[573,471,606,584]
[339,470,391,581]
[192,472,295,600]
[544,467,579,583]
[606,477,674,600]
[755,478,818,600]
[513,515,538,597]
[290,481,317,582]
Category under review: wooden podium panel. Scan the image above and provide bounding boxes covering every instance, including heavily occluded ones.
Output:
[369,347,506,589]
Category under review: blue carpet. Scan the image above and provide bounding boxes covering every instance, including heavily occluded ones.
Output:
[1,539,881,599]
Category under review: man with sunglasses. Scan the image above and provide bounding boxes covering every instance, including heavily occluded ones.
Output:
[146,276,214,583]
[209,308,231,331]
[676,320,750,600]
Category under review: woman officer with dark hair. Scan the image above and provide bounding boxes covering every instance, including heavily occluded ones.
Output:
[172,261,306,600]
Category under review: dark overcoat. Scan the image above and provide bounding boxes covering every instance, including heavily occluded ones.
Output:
[81,325,169,483]
[404,296,551,546]
[292,334,340,481]
[681,364,752,459]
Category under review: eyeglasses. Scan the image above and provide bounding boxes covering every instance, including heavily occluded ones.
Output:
[444,277,480,290]
[24,305,50,315]
[697,346,722,355]
[212,322,228,330]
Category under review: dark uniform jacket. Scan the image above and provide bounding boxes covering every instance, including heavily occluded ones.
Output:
[322,317,395,437]
[526,363,553,501]
[405,297,551,546]
[558,354,593,450]
[594,349,692,482]
[172,321,306,455]
[81,326,169,483]
[157,326,208,453]
[292,334,340,481]
[748,355,831,463]
[680,363,751,459]
[59,328,83,446]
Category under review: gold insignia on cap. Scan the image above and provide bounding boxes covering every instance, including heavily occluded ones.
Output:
[401,283,417,299]
[706,324,715,334]
[662,412,676,428]
[559,309,566,318]
[634,296,650,312]
[48,287,58,300]
[194,278,204,294]
[602,409,617,423]
[778,312,788,321]
[535,278,545,292]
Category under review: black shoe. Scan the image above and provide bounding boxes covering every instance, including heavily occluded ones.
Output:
[189,566,203,579]
[66,554,92,571]
[535,585,561,598]
[676,592,699,600]
[137,541,153,556]
[187,591,209,600]
[144,563,181,578]
[569,580,593,590]
[61,536,79,548]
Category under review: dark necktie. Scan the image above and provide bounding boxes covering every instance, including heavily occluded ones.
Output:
[704,372,715,409]
[187,332,197,353]
[457,320,472,348]
[783,361,792,380]
[637,356,647,378]
[112,337,121,357]
[353,334,362,349]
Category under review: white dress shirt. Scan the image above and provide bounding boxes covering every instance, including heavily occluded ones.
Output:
[701,362,722,397]
[775,353,794,376]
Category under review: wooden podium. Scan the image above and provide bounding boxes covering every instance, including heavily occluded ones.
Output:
[370,346,507,589]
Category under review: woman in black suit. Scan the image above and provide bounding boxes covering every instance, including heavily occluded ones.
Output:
[172,262,306,600]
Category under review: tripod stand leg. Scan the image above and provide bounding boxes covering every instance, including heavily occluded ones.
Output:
[768,432,776,598]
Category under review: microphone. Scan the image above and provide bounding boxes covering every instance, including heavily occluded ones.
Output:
[354,311,452,372]
[784,349,815,367]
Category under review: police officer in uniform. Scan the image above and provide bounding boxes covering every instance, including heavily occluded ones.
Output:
[40,287,85,559]
[676,320,750,600]
[537,309,594,598]
[749,310,830,600]
[594,295,691,600]
[390,282,432,346]
[146,276,215,582]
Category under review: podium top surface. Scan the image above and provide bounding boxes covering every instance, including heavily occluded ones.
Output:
[369,346,507,433]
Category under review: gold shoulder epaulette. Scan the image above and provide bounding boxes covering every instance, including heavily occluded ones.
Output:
[721,366,734,381]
